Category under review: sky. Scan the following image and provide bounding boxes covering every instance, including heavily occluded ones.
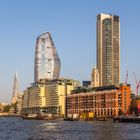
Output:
[0,0,140,103]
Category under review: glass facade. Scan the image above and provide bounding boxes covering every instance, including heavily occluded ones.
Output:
[34,32,61,81]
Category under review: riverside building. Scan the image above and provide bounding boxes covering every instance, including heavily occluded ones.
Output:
[131,96,140,115]
[97,13,120,86]
[22,78,80,117]
[67,84,131,117]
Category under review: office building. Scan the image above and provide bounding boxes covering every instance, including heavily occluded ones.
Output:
[22,78,80,116]
[82,81,91,88]
[45,78,80,116]
[22,81,46,114]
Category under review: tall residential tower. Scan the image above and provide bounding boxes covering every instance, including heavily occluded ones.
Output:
[34,32,61,81]
[97,13,120,86]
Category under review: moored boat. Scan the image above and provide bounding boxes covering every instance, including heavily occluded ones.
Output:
[63,117,74,121]
[96,117,108,121]
[22,113,44,120]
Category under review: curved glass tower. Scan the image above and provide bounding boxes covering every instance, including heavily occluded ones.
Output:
[34,32,61,81]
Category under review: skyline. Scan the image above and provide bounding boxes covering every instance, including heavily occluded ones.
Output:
[0,0,140,103]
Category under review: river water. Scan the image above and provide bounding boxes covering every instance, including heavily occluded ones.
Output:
[0,117,140,140]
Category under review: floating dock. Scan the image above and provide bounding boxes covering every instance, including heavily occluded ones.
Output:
[113,117,140,123]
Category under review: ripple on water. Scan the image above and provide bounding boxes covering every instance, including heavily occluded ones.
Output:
[0,118,140,140]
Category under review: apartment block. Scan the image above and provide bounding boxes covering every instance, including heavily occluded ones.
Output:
[67,84,131,117]
[97,13,120,86]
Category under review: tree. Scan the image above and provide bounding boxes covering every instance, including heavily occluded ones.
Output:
[3,105,10,112]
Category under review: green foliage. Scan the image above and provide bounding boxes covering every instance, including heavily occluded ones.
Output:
[3,102,18,113]
[3,105,10,112]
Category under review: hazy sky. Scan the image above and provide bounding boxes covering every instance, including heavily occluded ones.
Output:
[0,0,140,103]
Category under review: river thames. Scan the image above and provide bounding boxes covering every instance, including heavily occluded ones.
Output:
[0,117,140,140]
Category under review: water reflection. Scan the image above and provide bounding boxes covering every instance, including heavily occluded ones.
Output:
[0,117,140,140]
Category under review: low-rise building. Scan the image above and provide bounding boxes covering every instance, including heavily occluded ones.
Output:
[82,81,91,88]
[45,78,79,116]
[67,84,131,117]
[22,78,80,117]
[0,103,4,112]
[131,96,140,115]
[22,81,46,114]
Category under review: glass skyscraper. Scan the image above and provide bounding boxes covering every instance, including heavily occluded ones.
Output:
[12,72,19,104]
[34,32,61,81]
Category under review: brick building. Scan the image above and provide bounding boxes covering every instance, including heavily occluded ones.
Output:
[67,84,131,117]
[131,96,140,114]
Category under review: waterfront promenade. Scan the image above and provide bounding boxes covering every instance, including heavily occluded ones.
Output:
[0,113,20,117]
[0,117,140,140]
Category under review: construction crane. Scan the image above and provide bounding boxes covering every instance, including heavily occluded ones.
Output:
[133,72,140,96]
[125,70,128,84]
